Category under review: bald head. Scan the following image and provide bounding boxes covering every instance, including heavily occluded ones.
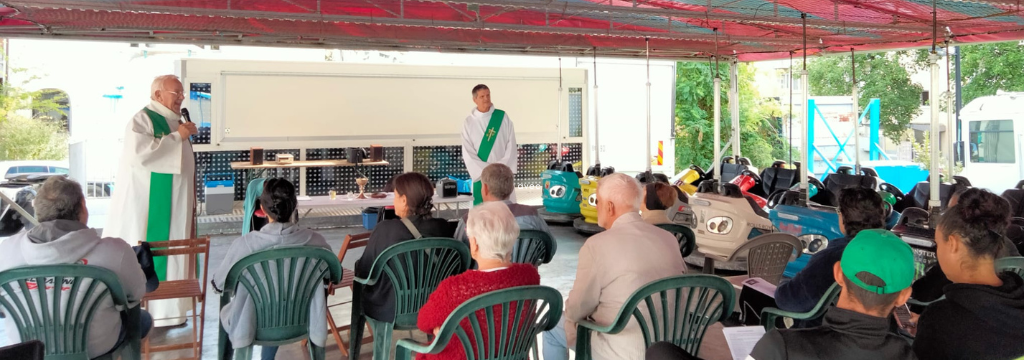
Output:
[151,75,184,115]
[596,173,642,228]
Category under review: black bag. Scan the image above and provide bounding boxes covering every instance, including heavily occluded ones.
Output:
[132,242,160,293]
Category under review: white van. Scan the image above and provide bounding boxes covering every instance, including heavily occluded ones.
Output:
[959,91,1024,194]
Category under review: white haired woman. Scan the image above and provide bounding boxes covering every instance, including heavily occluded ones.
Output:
[415,201,541,360]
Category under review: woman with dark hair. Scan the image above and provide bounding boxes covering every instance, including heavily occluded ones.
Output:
[212,178,332,360]
[913,188,1024,360]
[641,182,677,225]
[355,172,455,323]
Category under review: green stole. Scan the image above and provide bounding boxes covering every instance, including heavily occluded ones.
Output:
[142,108,175,281]
[473,109,506,205]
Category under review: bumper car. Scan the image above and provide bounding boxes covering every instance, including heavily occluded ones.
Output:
[1002,180,1024,218]
[539,160,584,224]
[0,174,66,238]
[573,165,615,235]
[685,171,775,271]
[894,175,972,213]
[671,165,712,196]
[890,207,938,279]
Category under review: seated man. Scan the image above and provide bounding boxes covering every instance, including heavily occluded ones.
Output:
[748,230,917,360]
[641,182,678,225]
[775,187,885,315]
[0,176,151,358]
[542,173,686,360]
[416,202,541,360]
[454,163,549,244]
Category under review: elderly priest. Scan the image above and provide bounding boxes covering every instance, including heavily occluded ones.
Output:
[104,74,198,327]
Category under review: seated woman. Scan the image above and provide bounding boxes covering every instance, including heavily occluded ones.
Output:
[355,172,455,323]
[416,201,541,360]
[641,182,677,225]
[212,178,332,360]
[913,188,1024,360]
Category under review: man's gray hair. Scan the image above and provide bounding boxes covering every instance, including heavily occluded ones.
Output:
[598,173,642,212]
[34,176,85,223]
[481,163,514,200]
[151,75,179,100]
[466,201,520,261]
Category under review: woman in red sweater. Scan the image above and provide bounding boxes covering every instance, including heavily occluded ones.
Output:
[416,201,541,360]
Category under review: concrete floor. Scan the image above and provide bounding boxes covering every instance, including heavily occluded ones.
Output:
[0,221,735,360]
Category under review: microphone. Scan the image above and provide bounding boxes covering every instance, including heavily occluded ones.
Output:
[180,108,193,124]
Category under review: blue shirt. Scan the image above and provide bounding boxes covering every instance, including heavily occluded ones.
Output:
[774,235,853,314]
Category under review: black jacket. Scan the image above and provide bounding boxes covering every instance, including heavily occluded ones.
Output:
[749,307,916,360]
[913,273,1024,360]
[911,237,1021,305]
[354,215,454,322]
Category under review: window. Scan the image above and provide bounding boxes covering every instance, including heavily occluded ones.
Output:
[51,167,69,174]
[16,166,47,173]
[569,87,583,138]
[969,120,1015,164]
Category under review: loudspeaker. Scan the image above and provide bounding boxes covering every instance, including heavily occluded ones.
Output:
[436,179,457,198]
[250,147,264,165]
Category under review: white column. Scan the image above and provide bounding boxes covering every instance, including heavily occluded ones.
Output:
[929,53,941,209]
[730,60,741,158]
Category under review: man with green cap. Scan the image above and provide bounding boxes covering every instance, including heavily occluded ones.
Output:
[747,229,917,360]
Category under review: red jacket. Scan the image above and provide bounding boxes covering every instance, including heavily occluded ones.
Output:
[416,263,541,360]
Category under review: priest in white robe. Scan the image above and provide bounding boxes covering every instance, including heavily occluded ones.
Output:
[104,75,198,327]
[461,84,518,205]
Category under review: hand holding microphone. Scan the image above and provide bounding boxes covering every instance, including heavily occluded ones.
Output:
[177,108,198,140]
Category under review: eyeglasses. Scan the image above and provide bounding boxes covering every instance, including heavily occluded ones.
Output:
[166,91,185,99]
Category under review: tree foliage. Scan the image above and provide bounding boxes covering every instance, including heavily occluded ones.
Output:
[674,62,790,171]
[960,43,1024,105]
[807,53,922,143]
[0,67,69,160]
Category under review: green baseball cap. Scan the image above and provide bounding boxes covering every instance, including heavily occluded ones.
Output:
[840,229,916,294]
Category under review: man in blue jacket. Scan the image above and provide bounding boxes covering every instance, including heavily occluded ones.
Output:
[774,187,886,319]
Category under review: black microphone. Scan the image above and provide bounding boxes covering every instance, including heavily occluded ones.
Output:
[180,108,193,124]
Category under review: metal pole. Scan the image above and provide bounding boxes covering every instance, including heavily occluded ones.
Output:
[955,45,962,166]
[557,57,563,162]
[789,52,794,164]
[800,13,809,205]
[646,38,653,172]
[946,46,955,175]
[714,74,722,185]
[593,48,600,165]
[929,52,941,210]
[730,59,740,158]
[851,48,861,173]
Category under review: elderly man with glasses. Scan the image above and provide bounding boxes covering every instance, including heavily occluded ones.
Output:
[104,74,197,327]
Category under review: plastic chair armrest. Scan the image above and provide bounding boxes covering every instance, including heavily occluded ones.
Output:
[575,318,616,335]
[760,307,807,330]
[353,275,378,286]
[396,338,440,356]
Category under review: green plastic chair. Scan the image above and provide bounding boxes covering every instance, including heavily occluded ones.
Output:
[574,274,735,360]
[760,282,841,331]
[217,247,342,360]
[0,264,142,360]
[656,224,697,258]
[513,230,557,266]
[349,238,471,360]
[996,256,1024,278]
[394,285,563,360]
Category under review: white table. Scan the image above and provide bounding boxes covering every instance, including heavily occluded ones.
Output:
[297,193,473,219]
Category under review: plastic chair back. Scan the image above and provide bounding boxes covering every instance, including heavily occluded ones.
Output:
[242,178,267,235]
[220,247,342,343]
[727,233,803,286]
[512,230,557,266]
[359,238,471,326]
[574,275,735,360]
[761,282,841,331]
[0,265,138,360]
[394,286,563,360]
[655,224,697,258]
[996,256,1024,278]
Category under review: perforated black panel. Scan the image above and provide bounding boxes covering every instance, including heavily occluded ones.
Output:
[194,149,299,201]
[412,143,583,187]
[305,147,405,196]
